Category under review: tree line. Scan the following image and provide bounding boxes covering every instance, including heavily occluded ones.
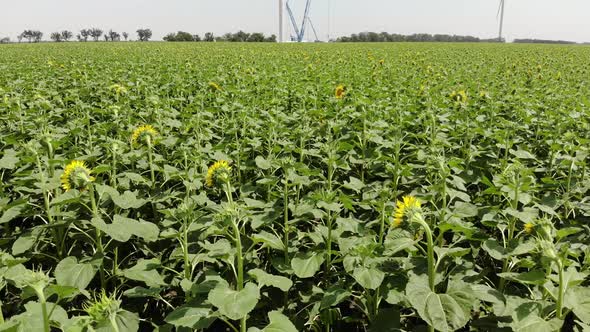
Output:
[6,28,152,43]
[335,32,502,43]
[163,30,276,42]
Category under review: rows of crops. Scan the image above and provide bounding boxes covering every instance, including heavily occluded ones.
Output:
[1,42,590,331]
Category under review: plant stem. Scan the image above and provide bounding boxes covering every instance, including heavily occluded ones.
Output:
[146,137,156,186]
[183,219,191,280]
[225,181,246,332]
[413,215,435,332]
[36,290,50,332]
[89,184,106,289]
[378,203,386,245]
[283,180,290,262]
[556,259,565,319]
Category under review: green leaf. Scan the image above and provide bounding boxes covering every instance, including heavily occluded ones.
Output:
[498,270,546,285]
[11,232,36,256]
[0,205,24,224]
[248,269,292,292]
[208,282,260,320]
[259,310,297,332]
[122,258,166,287]
[92,215,159,243]
[164,304,216,329]
[343,176,365,192]
[95,310,139,332]
[383,234,415,256]
[564,286,590,324]
[7,301,68,331]
[254,156,272,170]
[406,278,471,332]
[251,231,284,251]
[320,286,351,309]
[55,256,96,290]
[511,316,563,332]
[0,149,18,169]
[291,251,324,278]
[123,286,162,298]
[352,266,384,290]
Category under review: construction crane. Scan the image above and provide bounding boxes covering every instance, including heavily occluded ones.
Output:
[285,0,318,42]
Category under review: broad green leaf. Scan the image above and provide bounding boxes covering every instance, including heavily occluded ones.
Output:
[564,286,590,324]
[92,215,159,243]
[320,286,351,309]
[498,270,546,285]
[0,149,18,169]
[352,266,384,290]
[122,258,166,287]
[95,309,139,332]
[291,251,324,278]
[254,156,272,170]
[11,232,36,256]
[0,205,24,224]
[343,176,365,192]
[164,304,216,329]
[248,268,292,292]
[259,310,297,332]
[208,282,260,320]
[7,301,68,331]
[55,256,96,290]
[511,316,563,332]
[406,278,471,332]
[251,231,284,251]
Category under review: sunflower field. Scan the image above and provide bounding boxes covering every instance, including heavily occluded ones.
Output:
[1,42,590,332]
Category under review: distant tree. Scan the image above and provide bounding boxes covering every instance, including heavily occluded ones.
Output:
[17,33,23,43]
[204,32,214,42]
[80,29,90,42]
[104,34,109,42]
[136,29,152,41]
[89,28,103,41]
[247,32,265,42]
[193,34,201,42]
[122,32,129,41]
[50,32,63,42]
[264,34,277,42]
[108,30,120,41]
[0,37,10,44]
[21,30,33,43]
[32,31,43,43]
[61,30,73,41]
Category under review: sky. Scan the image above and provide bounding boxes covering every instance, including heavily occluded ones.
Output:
[1,0,589,42]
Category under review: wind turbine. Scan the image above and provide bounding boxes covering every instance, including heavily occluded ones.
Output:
[285,0,317,42]
[497,0,506,42]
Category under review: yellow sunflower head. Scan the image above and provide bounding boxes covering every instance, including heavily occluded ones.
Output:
[208,82,222,92]
[393,195,421,228]
[109,84,127,95]
[61,160,95,191]
[205,160,232,188]
[131,125,158,146]
[450,90,467,103]
[524,222,534,234]
[335,85,346,99]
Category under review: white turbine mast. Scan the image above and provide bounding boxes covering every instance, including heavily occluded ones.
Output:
[279,0,284,42]
[497,0,506,42]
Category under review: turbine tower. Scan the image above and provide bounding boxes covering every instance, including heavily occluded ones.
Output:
[285,0,318,42]
[497,0,506,42]
[279,0,283,42]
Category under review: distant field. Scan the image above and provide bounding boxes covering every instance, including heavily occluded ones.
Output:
[1,42,590,331]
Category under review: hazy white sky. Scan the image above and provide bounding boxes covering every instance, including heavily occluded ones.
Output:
[1,0,589,42]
